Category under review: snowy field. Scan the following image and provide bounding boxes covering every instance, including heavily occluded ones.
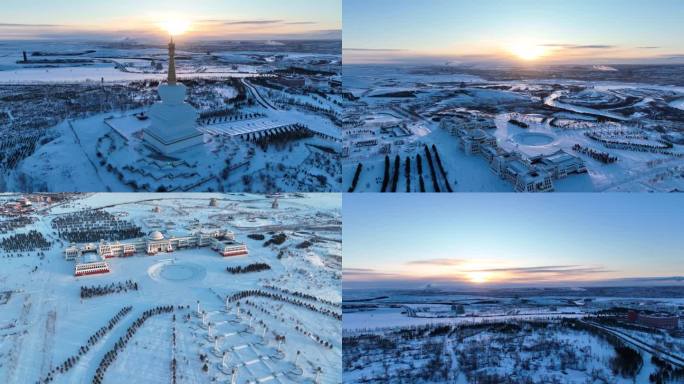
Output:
[0,40,342,193]
[0,193,341,384]
[343,320,679,383]
[342,288,684,383]
[0,66,256,83]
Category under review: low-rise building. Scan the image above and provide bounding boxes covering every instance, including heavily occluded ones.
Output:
[354,139,378,147]
[210,238,249,257]
[99,241,139,258]
[531,150,587,179]
[503,159,554,193]
[627,310,679,330]
[65,229,246,269]
[481,144,502,163]
[75,253,110,277]
[142,229,238,256]
[447,116,586,193]
[440,117,495,134]
[490,153,554,192]
[458,128,497,155]
[65,245,80,261]
[65,243,98,260]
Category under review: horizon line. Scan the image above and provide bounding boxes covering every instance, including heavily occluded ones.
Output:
[343,276,684,290]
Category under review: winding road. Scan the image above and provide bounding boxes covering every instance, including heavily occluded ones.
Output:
[581,320,684,368]
[241,79,279,111]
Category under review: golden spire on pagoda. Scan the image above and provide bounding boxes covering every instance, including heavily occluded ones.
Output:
[168,36,176,85]
[159,20,190,85]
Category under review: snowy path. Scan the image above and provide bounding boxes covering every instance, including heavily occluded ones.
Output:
[105,314,174,383]
[443,331,458,382]
[544,91,629,121]
[443,327,489,384]
[242,79,279,111]
[0,194,341,383]
[67,120,109,191]
[7,266,57,383]
[67,306,140,383]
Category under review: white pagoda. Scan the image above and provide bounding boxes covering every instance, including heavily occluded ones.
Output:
[143,37,204,155]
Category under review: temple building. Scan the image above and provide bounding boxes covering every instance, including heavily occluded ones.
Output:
[143,36,204,155]
[64,229,248,266]
[447,117,586,193]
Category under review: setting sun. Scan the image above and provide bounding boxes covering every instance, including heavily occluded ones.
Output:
[509,43,547,61]
[159,19,191,36]
[467,271,490,284]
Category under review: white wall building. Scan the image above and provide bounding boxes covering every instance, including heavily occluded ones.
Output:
[447,117,585,193]
[210,238,249,257]
[67,229,245,259]
[143,37,204,155]
[531,150,587,179]
[457,128,497,155]
[500,158,554,193]
[74,253,111,277]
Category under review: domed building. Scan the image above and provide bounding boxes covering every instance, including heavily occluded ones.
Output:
[146,230,171,254]
[79,228,248,259]
[148,231,165,241]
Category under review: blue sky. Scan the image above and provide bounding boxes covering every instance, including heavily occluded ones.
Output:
[0,0,341,40]
[344,0,684,64]
[343,194,684,289]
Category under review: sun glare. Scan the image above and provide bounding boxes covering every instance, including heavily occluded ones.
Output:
[160,19,191,36]
[467,271,490,284]
[509,43,547,61]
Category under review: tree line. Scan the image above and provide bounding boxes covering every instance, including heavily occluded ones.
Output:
[226,263,271,274]
[0,230,51,253]
[80,280,139,299]
[92,306,175,384]
[263,285,339,308]
[38,306,132,384]
[228,290,340,320]
[572,144,618,164]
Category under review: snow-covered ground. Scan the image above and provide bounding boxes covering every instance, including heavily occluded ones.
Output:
[0,66,257,83]
[342,288,684,383]
[0,193,341,384]
[6,107,340,193]
[0,40,342,193]
[343,64,684,192]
